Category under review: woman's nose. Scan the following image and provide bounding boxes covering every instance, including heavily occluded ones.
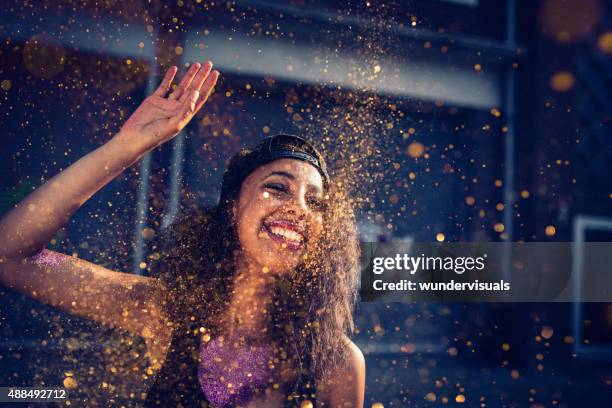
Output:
[286,192,309,215]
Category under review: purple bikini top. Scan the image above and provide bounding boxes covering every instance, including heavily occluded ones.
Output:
[198,331,278,407]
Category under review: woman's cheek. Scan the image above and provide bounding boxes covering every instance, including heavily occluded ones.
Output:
[309,214,324,244]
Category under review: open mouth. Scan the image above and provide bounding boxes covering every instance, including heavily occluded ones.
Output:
[261,219,306,251]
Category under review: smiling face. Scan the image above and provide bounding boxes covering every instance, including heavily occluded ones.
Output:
[232,158,326,274]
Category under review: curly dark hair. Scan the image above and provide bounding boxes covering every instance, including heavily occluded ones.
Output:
[154,134,360,403]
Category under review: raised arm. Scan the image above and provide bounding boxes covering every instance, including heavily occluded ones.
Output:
[0,62,219,351]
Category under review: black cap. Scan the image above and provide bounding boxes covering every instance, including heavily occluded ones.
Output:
[219,134,330,206]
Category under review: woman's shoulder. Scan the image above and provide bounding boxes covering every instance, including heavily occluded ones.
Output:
[341,334,365,376]
[317,334,365,406]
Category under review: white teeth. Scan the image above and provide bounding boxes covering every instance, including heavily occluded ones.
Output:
[269,226,303,242]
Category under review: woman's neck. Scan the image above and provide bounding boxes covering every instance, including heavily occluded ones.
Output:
[223,258,277,337]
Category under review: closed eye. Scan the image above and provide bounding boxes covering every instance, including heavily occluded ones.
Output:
[263,183,288,193]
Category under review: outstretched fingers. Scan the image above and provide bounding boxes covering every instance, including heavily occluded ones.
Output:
[168,62,201,100]
[165,65,219,133]
[179,61,213,104]
[194,70,220,112]
[152,66,178,97]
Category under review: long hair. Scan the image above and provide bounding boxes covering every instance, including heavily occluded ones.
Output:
[155,135,360,399]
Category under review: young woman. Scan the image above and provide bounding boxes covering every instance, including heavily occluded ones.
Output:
[0,61,365,407]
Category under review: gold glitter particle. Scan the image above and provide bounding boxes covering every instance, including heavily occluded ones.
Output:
[541,325,554,339]
[494,223,505,233]
[141,327,153,338]
[550,71,575,92]
[262,266,270,273]
[371,403,384,408]
[63,376,78,389]
[262,125,270,134]
[455,394,466,403]
[262,191,270,198]
[502,343,510,351]
[407,142,425,158]
[545,225,556,237]
[141,227,156,240]
[373,65,381,74]
[408,172,416,180]
[23,34,66,79]
[424,392,436,402]
[511,369,520,379]
[520,190,530,199]
[300,401,314,408]
[174,46,184,55]
[598,32,612,53]
[0,79,11,91]
[139,262,147,269]
[447,346,458,356]
[465,196,475,206]
[474,64,482,72]
[564,336,575,344]
[436,233,445,242]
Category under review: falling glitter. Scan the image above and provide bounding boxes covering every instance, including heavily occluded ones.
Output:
[550,71,575,92]
[22,34,66,79]
[541,326,554,339]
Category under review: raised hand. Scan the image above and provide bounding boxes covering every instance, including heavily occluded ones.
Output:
[118,61,219,152]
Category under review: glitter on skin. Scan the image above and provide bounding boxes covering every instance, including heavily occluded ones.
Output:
[29,249,64,267]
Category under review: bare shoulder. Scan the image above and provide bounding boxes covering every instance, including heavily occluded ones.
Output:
[318,335,366,407]
[341,335,366,382]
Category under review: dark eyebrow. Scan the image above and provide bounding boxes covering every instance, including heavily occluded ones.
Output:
[262,171,323,194]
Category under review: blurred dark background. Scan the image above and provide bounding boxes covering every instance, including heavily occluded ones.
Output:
[1,0,611,406]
